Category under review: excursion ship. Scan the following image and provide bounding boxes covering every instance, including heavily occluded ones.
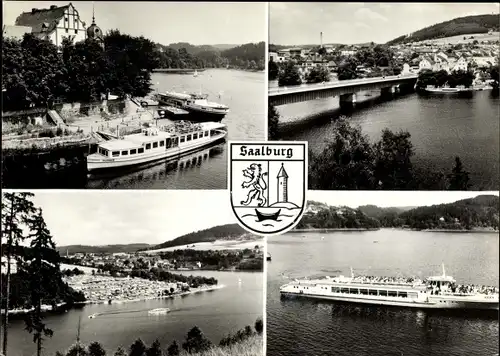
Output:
[87,121,227,172]
[148,308,170,315]
[156,91,229,122]
[280,265,499,310]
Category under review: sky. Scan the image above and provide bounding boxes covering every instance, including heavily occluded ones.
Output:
[270,2,500,45]
[20,190,236,247]
[307,191,499,209]
[3,1,266,45]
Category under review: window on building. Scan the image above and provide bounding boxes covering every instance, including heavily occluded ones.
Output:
[75,30,78,34]
[65,29,69,33]
[65,17,68,21]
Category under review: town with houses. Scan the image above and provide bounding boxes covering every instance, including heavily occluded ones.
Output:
[269,29,499,81]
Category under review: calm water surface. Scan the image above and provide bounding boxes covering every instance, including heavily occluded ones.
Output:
[267,230,499,356]
[8,271,263,356]
[271,79,499,190]
[3,70,264,190]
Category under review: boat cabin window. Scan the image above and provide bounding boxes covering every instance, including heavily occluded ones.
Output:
[121,150,128,156]
[153,142,158,148]
[99,148,109,157]
[130,149,137,155]
[166,138,172,148]
[173,137,179,146]
[186,134,192,141]
[359,289,369,295]
[210,130,215,136]
[340,288,349,294]
[205,130,209,137]
[332,287,340,293]
[368,289,378,296]
[349,288,359,294]
[379,290,387,297]
[160,140,165,147]
[388,290,398,297]
[112,151,120,157]
[193,133,198,139]
[146,143,151,150]
[138,148,144,154]
[399,292,408,298]
[180,136,185,143]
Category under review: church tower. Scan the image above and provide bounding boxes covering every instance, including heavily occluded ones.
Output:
[277,163,289,203]
[86,4,104,48]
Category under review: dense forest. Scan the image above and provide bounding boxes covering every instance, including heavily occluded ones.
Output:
[155,42,265,70]
[56,243,151,254]
[145,224,250,251]
[297,195,499,231]
[386,14,500,45]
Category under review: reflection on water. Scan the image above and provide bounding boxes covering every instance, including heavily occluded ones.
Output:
[87,143,225,189]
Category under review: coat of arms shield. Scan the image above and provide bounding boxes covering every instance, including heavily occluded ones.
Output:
[229,141,307,236]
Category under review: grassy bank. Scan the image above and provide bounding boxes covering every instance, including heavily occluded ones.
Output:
[180,335,263,356]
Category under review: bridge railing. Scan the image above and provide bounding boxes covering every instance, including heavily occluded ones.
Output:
[268,74,418,94]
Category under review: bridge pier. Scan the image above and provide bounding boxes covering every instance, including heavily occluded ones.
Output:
[339,93,356,109]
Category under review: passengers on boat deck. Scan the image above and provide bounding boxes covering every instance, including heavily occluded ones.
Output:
[351,275,423,284]
[449,284,499,295]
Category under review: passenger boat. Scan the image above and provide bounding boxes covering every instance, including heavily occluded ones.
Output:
[156,91,229,122]
[87,121,227,172]
[424,85,473,94]
[280,265,499,310]
[256,209,281,222]
[148,308,170,315]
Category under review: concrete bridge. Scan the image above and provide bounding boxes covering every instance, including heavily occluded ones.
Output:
[268,74,418,107]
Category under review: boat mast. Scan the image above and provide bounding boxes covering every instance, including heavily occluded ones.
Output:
[350,267,354,278]
[442,263,446,277]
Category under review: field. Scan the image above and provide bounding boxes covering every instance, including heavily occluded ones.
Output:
[415,32,499,45]
[180,335,263,356]
[143,239,264,253]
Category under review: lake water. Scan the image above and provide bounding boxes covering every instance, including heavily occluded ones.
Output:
[270,80,499,190]
[266,229,499,356]
[2,69,265,190]
[7,271,263,356]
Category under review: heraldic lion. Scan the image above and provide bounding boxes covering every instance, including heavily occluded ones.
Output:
[240,163,268,207]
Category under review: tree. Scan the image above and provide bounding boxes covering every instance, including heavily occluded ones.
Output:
[66,343,88,356]
[88,342,107,356]
[337,57,359,80]
[167,341,179,356]
[268,103,280,140]
[309,117,375,189]
[1,192,36,356]
[129,339,147,356]
[305,66,330,84]
[254,318,263,335]
[268,60,279,80]
[278,62,301,87]
[146,340,162,356]
[114,347,127,356]
[447,157,471,190]
[373,129,414,189]
[182,326,212,353]
[24,208,60,356]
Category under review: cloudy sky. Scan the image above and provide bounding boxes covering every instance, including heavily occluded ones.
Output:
[270,2,500,45]
[3,1,266,45]
[21,191,236,247]
[307,191,499,209]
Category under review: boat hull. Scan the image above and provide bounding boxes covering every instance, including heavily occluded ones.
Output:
[87,132,226,173]
[280,291,499,310]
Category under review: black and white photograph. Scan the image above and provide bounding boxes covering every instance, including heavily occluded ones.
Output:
[1,190,264,356]
[2,1,266,189]
[266,191,499,356]
[268,3,499,190]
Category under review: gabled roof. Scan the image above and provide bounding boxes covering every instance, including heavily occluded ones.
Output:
[2,25,32,40]
[15,4,71,34]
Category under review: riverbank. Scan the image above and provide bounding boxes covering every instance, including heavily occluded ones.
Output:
[3,284,225,315]
[291,228,380,233]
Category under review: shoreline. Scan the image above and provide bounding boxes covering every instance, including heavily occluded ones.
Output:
[3,284,225,315]
[290,227,498,233]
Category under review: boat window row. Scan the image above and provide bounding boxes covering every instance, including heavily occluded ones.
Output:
[179,130,210,143]
[102,138,179,158]
[331,286,410,298]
